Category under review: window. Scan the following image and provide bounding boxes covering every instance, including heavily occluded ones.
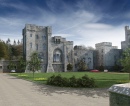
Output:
[42,36,46,40]
[43,44,46,50]
[55,39,60,44]
[74,53,77,56]
[30,34,32,37]
[30,43,32,48]
[36,44,38,50]
[53,49,62,62]
[36,35,39,39]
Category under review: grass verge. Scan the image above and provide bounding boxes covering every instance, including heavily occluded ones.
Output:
[9,72,130,88]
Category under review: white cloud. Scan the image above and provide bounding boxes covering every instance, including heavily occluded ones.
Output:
[66,24,125,48]
[0,2,29,11]
[0,1,127,49]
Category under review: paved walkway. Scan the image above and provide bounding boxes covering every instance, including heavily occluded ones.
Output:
[0,73,109,106]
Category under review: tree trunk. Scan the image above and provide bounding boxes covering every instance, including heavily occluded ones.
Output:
[129,72,130,82]
[32,68,34,80]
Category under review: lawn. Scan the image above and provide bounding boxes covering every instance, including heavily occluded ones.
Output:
[10,72,130,88]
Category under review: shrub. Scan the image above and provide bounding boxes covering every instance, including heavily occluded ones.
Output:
[69,76,77,87]
[47,74,68,87]
[79,75,96,88]
[67,63,73,72]
[46,74,96,88]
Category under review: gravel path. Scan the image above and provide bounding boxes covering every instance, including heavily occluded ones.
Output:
[0,73,109,106]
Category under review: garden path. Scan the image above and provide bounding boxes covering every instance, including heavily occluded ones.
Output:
[0,73,109,106]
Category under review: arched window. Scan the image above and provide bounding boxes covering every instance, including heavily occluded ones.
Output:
[53,49,62,62]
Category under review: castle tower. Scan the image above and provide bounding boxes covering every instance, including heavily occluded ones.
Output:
[23,24,74,73]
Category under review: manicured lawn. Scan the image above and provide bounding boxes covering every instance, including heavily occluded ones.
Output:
[10,72,130,88]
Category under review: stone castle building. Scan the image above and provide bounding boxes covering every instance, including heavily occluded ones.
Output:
[95,42,122,70]
[23,24,74,72]
[121,26,130,50]
[22,24,127,72]
[74,45,95,70]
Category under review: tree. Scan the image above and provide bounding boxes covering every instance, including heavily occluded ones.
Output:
[17,40,20,45]
[0,41,9,59]
[27,52,41,79]
[7,61,16,71]
[17,57,26,73]
[67,63,73,72]
[120,48,130,80]
[77,59,87,71]
[98,65,104,72]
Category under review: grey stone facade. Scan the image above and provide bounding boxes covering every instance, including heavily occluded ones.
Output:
[95,42,122,70]
[74,45,94,71]
[23,24,74,72]
[121,26,130,50]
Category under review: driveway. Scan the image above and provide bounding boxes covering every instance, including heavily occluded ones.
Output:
[0,73,109,106]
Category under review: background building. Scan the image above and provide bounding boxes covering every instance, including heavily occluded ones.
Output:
[95,42,122,70]
[74,45,94,71]
[23,24,74,72]
[121,26,130,50]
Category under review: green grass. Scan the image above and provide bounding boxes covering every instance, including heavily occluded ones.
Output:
[9,72,130,88]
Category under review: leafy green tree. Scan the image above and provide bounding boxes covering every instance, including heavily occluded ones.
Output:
[7,61,16,71]
[67,63,73,72]
[120,48,130,80]
[77,59,87,71]
[27,52,41,79]
[0,41,9,59]
[17,57,26,73]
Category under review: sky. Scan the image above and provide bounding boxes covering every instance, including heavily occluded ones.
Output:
[0,0,130,48]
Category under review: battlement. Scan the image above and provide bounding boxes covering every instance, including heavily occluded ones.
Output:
[125,26,129,30]
[95,42,112,47]
[66,41,73,45]
[24,24,51,32]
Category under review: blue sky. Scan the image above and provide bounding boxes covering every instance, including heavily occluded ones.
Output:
[0,0,130,48]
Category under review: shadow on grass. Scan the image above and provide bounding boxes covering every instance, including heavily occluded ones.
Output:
[31,82,109,98]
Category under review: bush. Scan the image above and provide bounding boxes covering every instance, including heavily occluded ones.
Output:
[67,63,73,72]
[69,76,77,87]
[79,75,96,88]
[46,74,96,88]
[47,74,68,87]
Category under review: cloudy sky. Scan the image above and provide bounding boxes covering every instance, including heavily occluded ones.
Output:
[0,0,130,48]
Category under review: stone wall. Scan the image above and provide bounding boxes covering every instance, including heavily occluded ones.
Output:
[109,83,130,106]
[0,60,19,73]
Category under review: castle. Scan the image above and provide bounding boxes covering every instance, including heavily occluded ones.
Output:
[22,24,127,72]
[1,24,129,73]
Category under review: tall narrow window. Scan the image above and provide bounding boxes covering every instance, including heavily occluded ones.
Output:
[30,34,32,37]
[36,35,39,39]
[53,49,62,62]
[30,43,32,48]
[42,36,46,40]
[43,44,46,50]
[36,44,38,50]
[44,36,46,40]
